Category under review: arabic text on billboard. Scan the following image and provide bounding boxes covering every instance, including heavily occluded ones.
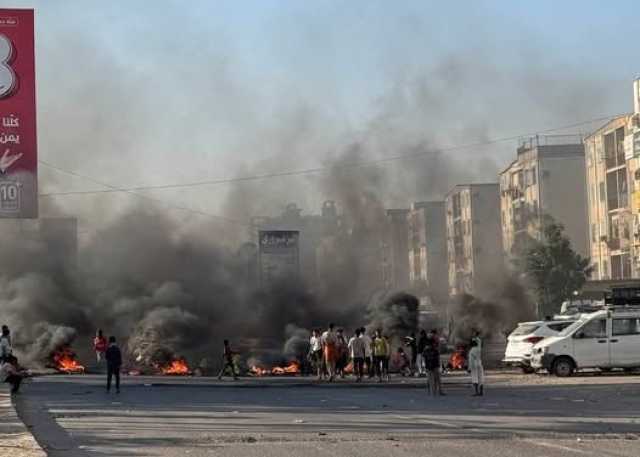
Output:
[0,9,36,218]
[259,230,299,283]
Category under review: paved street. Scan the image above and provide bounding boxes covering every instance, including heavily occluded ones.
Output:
[12,372,640,456]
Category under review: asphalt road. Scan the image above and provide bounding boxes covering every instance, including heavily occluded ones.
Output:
[14,373,640,457]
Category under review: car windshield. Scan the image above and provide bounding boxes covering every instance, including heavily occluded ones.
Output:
[558,319,588,337]
[511,323,540,336]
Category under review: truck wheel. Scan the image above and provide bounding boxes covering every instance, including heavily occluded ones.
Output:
[553,357,574,377]
[521,366,535,374]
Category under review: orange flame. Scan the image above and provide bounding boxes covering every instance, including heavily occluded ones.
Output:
[160,358,190,375]
[250,361,300,376]
[250,366,269,376]
[271,361,300,375]
[53,348,85,374]
[449,350,466,370]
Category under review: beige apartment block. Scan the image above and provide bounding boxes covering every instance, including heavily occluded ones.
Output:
[500,135,588,259]
[445,184,502,297]
[586,80,640,279]
[407,201,448,304]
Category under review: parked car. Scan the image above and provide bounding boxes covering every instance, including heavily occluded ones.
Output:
[531,309,640,377]
[503,319,575,373]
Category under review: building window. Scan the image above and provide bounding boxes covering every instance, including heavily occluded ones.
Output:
[531,166,537,185]
[599,182,605,202]
[606,168,628,210]
[591,223,597,242]
[604,127,627,170]
[611,254,632,280]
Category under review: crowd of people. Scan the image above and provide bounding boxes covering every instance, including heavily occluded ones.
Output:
[1,322,484,397]
[306,324,485,396]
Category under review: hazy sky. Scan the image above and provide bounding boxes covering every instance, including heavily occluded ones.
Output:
[6,1,639,229]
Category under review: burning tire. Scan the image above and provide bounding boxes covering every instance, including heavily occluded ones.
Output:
[552,357,574,377]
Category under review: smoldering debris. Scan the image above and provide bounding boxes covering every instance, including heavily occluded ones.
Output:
[366,291,419,341]
[449,275,535,343]
[29,324,78,368]
[282,324,309,360]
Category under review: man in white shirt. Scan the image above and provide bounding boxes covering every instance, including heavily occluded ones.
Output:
[359,327,373,378]
[308,329,323,380]
[348,328,366,381]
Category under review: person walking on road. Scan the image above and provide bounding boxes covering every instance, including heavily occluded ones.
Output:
[218,340,238,380]
[416,330,428,377]
[321,324,338,381]
[105,336,122,394]
[93,329,107,363]
[348,328,366,381]
[0,326,12,364]
[468,339,484,396]
[424,339,443,396]
[309,329,323,380]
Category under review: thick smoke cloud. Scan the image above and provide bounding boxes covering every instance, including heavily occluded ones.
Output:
[449,275,536,343]
[1,3,628,371]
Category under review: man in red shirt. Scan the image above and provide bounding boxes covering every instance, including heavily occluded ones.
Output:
[93,329,107,363]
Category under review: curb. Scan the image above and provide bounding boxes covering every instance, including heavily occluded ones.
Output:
[0,383,46,457]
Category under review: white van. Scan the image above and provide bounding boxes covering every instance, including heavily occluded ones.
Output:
[530,309,640,377]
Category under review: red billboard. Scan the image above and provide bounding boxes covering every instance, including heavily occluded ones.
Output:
[0,9,36,218]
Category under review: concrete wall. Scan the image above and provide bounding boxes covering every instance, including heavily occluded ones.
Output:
[539,145,589,258]
[469,184,503,291]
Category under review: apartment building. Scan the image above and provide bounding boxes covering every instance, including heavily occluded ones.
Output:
[382,208,410,291]
[407,201,448,303]
[445,184,502,297]
[500,135,588,258]
[585,80,640,279]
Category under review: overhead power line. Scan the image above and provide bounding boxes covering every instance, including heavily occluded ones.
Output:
[38,159,248,226]
[37,114,619,198]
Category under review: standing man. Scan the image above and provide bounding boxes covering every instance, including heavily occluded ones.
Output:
[218,340,238,380]
[105,336,122,394]
[93,329,107,363]
[372,329,389,382]
[321,323,337,381]
[405,332,417,375]
[309,329,323,380]
[424,339,444,396]
[359,327,373,378]
[416,330,428,377]
[335,328,348,379]
[348,328,366,382]
[468,339,484,396]
[0,326,12,364]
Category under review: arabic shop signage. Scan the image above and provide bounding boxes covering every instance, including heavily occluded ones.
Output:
[0,9,36,218]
